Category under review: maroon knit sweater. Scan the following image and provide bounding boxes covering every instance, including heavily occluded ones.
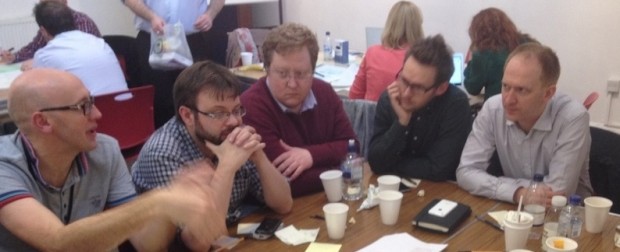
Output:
[241,77,357,197]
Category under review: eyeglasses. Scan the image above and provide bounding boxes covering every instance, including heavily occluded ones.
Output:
[395,69,438,94]
[269,68,313,82]
[39,96,95,116]
[192,106,246,121]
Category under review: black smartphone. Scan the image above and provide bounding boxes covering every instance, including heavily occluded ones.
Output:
[252,217,282,240]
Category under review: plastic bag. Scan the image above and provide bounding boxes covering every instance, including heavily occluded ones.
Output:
[148,22,193,70]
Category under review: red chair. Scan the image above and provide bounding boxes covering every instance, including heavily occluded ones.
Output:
[583,92,599,110]
[95,85,155,160]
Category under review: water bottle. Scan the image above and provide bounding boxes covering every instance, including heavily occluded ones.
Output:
[557,194,583,238]
[341,139,362,201]
[523,173,546,226]
[542,195,567,251]
[323,31,333,61]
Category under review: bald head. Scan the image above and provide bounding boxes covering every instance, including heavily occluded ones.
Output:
[9,69,86,130]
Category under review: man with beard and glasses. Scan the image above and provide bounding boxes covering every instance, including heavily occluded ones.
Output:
[131,61,292,226]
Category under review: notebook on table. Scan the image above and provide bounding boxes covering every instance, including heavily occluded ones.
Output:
[412,198,471,233]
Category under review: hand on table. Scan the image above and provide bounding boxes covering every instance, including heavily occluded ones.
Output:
[273,140,313,181]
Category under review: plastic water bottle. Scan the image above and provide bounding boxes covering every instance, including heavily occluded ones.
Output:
[557,194,583,238]
[323,31,333,61]
[341,139,362,201]
[523,173,546,226]
[542,195,567,251]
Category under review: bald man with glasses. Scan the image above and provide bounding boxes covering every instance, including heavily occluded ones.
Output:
[0,68,252,251]
[131,61,292,226]
[368,35,471,182]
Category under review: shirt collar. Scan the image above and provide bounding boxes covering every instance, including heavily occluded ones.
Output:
[266,78,317,113]
[19,132,89,190]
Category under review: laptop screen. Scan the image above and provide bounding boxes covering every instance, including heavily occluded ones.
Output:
[450,53,464,85]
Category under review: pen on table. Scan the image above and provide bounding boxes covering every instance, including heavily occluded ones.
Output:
[310,214,325,220]
[475,214,503,231]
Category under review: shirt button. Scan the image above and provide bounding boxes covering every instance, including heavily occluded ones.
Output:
[416,117,421,121]
[63,204,67,208]
[413,136,418,141]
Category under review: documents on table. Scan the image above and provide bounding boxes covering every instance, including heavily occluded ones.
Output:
[314,63,359,90]
[357,232,447,252]
[0,63,21,90]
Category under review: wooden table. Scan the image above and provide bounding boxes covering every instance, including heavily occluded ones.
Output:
[228,173,620,251]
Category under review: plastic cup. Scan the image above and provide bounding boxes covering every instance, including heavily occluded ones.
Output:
[320,170,343,202]
[378,190,403,225]
[545,236,578,252]
[503,211,534,251]
[240,52,253,66]
[323,203,349,240]
[377,175,400,192]
[584,196,613,233]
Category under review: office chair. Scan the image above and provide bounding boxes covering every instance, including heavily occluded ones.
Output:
[96,85,155,160]
[588,126,620,214]
[342,98,377,157]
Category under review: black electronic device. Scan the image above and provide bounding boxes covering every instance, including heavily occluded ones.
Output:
[252,217,283,240]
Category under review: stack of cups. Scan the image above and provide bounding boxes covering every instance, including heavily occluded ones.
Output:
[376,175,403,225]
[503,211,534,251]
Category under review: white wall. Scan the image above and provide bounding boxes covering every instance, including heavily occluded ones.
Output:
[280,0,620,124]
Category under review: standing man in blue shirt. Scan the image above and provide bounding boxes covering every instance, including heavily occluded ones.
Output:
[123,0,225,128]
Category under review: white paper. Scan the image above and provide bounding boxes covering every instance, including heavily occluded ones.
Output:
[274,225,319,246]
[357,233,447,252]
[236,222,260,234]
[314,63,359,89]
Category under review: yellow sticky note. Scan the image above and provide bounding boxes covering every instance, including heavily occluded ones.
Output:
[305,242,341,252]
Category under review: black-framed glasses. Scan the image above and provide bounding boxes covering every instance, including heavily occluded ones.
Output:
[192,106,246,121]
[269,68,313,82]
[395,69,438,94]
[39,96,95,116]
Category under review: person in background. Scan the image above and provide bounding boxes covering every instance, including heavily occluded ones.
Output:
[464,7,537,101]
[348,1,424,101]
[131,61,292,223]
[123,0,225,128]
[457,43,593,204]
[241,23,357,197]
[0,0,101,71]
[368,35,471,181]
[0,68,231,251]
[30,1,127,96]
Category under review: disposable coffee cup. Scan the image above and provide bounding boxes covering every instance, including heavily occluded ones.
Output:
[545,236,578,252]
[503,211,534,251]
[240,52,253,66]
[323,203,349,240]
[378,190,403,225]
[584,196,613,233]
[320,170,343,202]
[377,175,400,192]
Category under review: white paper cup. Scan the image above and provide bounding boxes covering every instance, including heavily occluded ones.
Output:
[378,190,403,225]
[584,196,613,233]
[377,175,401,192]
[545,236,578,252]
[323,203,349,240]
[320,170,343,202]
[503,211,534,251]
[240,52,253,66]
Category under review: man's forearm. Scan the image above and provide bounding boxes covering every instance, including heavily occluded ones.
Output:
[123,0,158,22]
[205,0,225,19]
[253,151,293,214]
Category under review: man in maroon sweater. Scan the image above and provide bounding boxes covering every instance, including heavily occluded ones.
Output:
[241,23,357,197]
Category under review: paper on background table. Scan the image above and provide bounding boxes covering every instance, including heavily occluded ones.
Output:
[0,64,21,90]
[314,63,359,89]
[305,242,341,252]
[357,232,447,252]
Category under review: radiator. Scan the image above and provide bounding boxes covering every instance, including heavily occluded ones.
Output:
[0,17,38,50]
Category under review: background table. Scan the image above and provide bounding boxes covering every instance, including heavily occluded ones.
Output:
[229,172,620,251]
